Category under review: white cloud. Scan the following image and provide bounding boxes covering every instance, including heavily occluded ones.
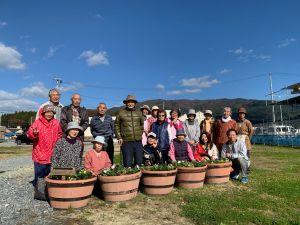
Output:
[47,46,60,57]
[59,82,84,92]
[167,90,183,95]
[229,47,271,62]
[79,50,109,66]
[0,90,39,112]
[19,82,49,98]
[180,76,219,89]
[229,48,243,54]
[155,83,165,91]
[220,69,231,74]
[30,47,37,53]
[278,38,296,48]
[0,43,26,70]
[19,34,31,39]
[0,21,7,27]
[255,54,271,61]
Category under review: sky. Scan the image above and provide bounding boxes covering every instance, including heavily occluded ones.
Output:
[0,0,299,112]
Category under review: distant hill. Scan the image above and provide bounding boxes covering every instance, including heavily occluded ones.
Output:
[2,99,299,127]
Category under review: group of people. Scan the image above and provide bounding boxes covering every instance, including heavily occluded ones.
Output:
[28,89,253,200]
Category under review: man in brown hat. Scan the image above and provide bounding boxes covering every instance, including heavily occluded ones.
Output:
[114,95,144,167]
[236,107,253,158]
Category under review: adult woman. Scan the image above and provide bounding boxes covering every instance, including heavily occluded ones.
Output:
[167,109,184,140]
[27,105,62,200]
[194,132,219,162]
[51,122,84,170]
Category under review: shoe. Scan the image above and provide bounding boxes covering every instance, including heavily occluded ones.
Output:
[230,174,239,180]
[241,177,249,184]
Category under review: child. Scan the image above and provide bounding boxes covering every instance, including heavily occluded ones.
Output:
[194,132,219,162]
[169,129,195,162]
[84,136,112,176]
[143,132,162,165]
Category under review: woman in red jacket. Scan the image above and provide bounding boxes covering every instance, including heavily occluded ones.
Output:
[27,105,62,200]
[194,132,219,162]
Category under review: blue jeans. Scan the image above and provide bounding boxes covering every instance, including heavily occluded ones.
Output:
[231,157,249,178]
[121,141,143,167]
[33,162,51,186]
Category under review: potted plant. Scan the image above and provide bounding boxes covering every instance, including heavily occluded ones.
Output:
[98,165,141,202]
[176,161,207,189]
[205,158,232,184]
[45,169,97,209]
[142,164,177,195]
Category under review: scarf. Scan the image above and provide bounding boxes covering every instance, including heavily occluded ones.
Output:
[221,116,232,123]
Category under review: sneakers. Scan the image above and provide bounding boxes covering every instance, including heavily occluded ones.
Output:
[241,177,249,184]
[230,174,240,180]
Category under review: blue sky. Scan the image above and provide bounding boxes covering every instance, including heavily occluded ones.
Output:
[0,0,299,112]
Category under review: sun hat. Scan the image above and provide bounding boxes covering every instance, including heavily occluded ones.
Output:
[238,107,247,114]
[204,110,213,116]
[176,129,186,137]
[187,109,196,116]
[66,122,83,133]
[42,105,56,114]
[123,95,138,104]
[151,106,159,110]
[140,105,151,113]
[91,136,107,146]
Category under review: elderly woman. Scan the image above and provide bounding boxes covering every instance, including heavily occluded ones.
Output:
[167,109,184,140]
[194,132,219,162]
[51,122,84,170]
[27,105,62,200]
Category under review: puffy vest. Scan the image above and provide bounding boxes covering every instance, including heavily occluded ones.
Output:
[173,139,189,161]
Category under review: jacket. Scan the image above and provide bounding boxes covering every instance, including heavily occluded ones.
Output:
[114,107,144,142]
[90,114,114,140]
[27,116,62,164]
[151,121,172,151]
[60,104,89,133]
[183,119,200,144]
[194,143,219,162]
[213,118,237,151]
[36,101,63,121]
[236,118,254,150]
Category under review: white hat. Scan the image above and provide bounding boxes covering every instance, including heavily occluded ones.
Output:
[147,132,157,138]
[91,136,107,146]
[204,110,213,115]
[151,106,159,110]
[66,122,83,133]
[188,109,196,115]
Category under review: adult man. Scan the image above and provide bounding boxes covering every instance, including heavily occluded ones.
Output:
[90,103,114,163]
[151,110,172,163]
[213,107,237,151]
[60,93,89,140]
[236,107,254,158]
[183,109,200,148]
[114,95,144,167]
[36,89,63,121]
[221,129,249,184]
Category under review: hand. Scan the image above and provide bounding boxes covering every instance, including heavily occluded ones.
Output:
[33,128,39,136]
[189,140,195,145]
[226,153,231,158]
[152,141,158,148]
[118,139,123,145]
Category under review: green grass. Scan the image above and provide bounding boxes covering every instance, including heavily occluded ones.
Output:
[178,145,300,225]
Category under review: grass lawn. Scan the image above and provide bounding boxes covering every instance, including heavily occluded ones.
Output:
[0,146,32,159]
[54,145,300,225]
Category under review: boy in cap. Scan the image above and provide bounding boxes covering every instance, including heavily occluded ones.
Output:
[84,136,112,176]
[143,132,162,165]
[169,129,195,162]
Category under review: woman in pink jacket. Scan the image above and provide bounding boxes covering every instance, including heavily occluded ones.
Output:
[27,105,62,200]
[167,109,184,140]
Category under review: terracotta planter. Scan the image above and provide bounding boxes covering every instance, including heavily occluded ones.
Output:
[45,176,97,209]
[98,171,141,202]
[142,169,177,195]
[205,161,232,184]
[176,165,207,189]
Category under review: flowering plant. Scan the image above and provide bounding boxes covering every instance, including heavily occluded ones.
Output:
[49,169,93,180]
[143,164,176,171]
[100,164,141,176]
[176,160,206,167]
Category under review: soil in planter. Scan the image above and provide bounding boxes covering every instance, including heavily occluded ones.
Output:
[176,165,207,189]
[142,169,177,195]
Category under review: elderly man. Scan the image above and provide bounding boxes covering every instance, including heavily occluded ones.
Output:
[221,129,249,184]
[115,95,144,167]
[60,93,89,140]
[36,88,63,121]
[90,102,115,163]
[236,107,254,158]
[213,107,237,151]
[183,109,200,148]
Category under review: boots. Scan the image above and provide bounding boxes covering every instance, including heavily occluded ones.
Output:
[34,177,47,201]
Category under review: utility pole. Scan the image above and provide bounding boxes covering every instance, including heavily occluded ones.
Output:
[162,100,165,110]
[53,78,62,89]
[269,73,276,123]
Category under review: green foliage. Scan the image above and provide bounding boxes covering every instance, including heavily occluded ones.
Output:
[176,160,206,167]
[143,164,177,171]
[206,158,230,164]
[1,111,36,127]
[49,169,94,180]
[100,165,141,176]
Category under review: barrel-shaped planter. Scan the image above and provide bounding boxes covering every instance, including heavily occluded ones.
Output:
[176,165,207,189]
[205,161,232,184]
[98,171,141,202]
[45,176,97,209]
[142,169,177,195]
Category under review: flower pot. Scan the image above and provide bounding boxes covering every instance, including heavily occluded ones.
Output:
[142,169,177,195]
[205,161,232,184]
[45,176,97,209]
[176,165,207,189]
[98,171,141,202]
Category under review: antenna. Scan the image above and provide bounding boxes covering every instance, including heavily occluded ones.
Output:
[269,73,276,123]
[53,78,62,89]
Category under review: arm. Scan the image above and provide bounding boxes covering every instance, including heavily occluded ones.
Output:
[248,121,254,140]
[114,112,122,140]
[60,107,68,133]
[187,143,195,161]
[221,144,228,159]
[195,122,201,142]
[104,152,112,168]
[110,117,114,136]
[81,108,89,131]
[27,121,39,140]
[210,144,219,160]
[51,141,62,168]
[167,124,173,143]
[240,141,248,159]
[83,151,93,172]
[169,142,176,161]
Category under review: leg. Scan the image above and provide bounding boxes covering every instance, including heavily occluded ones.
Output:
[106,137,115,164]
[133,141,143,166]
[122,142,134,167]
[161,150,170,164]
[237,157,249,178]
[33,162,49,186]
[230,158,241,178]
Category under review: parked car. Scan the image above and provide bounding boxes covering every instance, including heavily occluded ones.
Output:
[15,132,33,145]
